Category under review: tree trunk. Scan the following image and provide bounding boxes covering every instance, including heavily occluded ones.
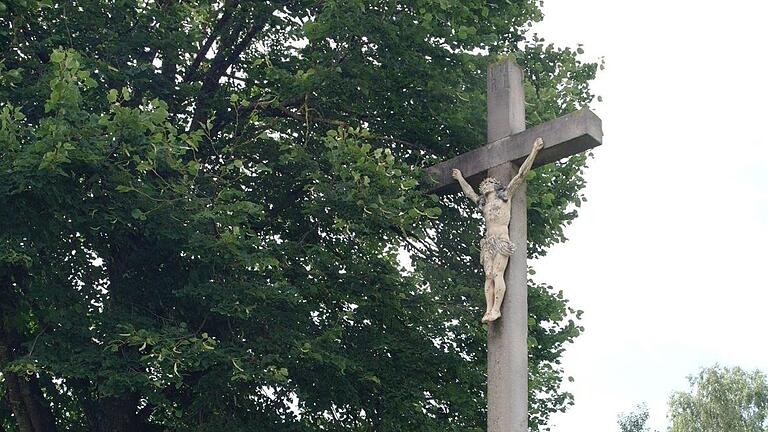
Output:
[0,328,57,432]
[86,394,142,432]
[3,373,36,432]
[18,377,58,432]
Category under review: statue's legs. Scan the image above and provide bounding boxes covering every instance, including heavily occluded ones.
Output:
[482,278,495,322]
[487,255,510,321]
[481,249,496,322]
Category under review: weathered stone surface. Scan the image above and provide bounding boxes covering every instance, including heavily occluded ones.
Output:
[486,161,529,432]
[485,60,528,432]
[425,107,603,195]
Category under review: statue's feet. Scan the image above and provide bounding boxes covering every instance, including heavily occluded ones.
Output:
[487,310,501,322]
[481,313,491,323]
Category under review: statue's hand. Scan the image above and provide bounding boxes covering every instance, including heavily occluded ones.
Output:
[451,168,462,180]
[533,137,544,152]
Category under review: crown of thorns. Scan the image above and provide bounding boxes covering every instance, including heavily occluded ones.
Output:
[479,177,502,190]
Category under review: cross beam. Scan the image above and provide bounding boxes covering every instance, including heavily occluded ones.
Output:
[424,60,603,432]
[426,107,602,195]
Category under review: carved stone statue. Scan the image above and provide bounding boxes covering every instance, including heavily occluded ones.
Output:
[452,137,545,323]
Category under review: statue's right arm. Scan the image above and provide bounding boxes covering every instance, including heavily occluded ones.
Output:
[452,169,479,204]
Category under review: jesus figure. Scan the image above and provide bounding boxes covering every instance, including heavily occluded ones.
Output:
[451,137,544,323]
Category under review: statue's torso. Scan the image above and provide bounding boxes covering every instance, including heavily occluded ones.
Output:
[482,194,511,238]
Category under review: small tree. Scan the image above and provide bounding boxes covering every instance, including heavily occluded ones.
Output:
[669,365,768,432]
[618,403,653,432]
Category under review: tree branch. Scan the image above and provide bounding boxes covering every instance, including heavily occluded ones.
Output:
[184,0,240,82]
[191,15,268,129]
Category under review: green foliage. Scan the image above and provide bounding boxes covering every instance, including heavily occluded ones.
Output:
[0,1,598,431]
[618,404,656,432]
[669,365,768,432]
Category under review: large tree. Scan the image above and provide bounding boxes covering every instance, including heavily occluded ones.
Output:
[0,0,597,431]
[669,365,768,432]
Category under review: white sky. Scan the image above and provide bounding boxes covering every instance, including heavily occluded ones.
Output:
[531,0,768,430]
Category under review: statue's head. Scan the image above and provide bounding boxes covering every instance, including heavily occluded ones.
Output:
[479,177,501,195]
[477,177,508,209]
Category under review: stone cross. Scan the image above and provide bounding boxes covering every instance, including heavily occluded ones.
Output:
[425,60,602,432]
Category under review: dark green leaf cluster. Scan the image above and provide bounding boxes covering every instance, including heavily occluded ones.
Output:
[0,1,598,431]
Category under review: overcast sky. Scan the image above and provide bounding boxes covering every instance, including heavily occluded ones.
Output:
[530,0,768,430]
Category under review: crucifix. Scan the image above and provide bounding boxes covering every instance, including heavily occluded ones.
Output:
[425,60,602,432]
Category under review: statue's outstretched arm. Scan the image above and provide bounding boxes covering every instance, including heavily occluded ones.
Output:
[452,169,479,204]
[506,137,544,195]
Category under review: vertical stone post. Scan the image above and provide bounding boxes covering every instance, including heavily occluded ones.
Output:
[486,60,528,432]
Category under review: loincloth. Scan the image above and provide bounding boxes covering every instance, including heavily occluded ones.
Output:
[480,235,516,260]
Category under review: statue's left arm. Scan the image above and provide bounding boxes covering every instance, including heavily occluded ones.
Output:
[506,137,544,195]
